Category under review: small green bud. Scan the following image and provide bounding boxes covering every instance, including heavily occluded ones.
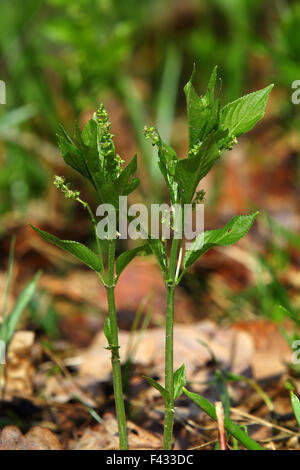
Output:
[192,189,205,209]
[188,142,202,158]
[53,175,65,189]
[143,126,159,146]
[53,175,80,200]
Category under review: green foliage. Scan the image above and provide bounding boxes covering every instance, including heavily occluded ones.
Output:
[291,392,300,428]
[173,364,186,399]
[146,66,272,213]
[144,66,272,449]
[184,212,259,269]
[220,84,273,138]
[144,126,179,204]
[147,238,168,273]
[184,65,220,150]
[116,245,151,278]
[30,225,102,272]
[1,271,41,346]
[104,317,112,344]
[57,107,139,208]
[175,133,220,204]
[183,388,264,450]
[144,376,170,405]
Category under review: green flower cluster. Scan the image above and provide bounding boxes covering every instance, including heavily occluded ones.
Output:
[53,175,80,199]
[95,104,124,181]
[143,125,159,146]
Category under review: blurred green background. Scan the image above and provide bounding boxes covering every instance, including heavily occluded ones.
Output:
[1,0,300,213]
[1,0,300,328]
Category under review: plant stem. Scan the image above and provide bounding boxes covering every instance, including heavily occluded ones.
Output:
[163,234,180,450]
[106,239,128,450]
[77,198,105,277]
[163,283,175,449]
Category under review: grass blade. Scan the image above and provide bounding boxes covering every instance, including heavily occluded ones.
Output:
[183,387,265,450]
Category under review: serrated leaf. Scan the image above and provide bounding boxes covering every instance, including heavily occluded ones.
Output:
[183,388,264,450]
[184,212,258,269]
[30,225,101,272]
[80,119,106,194]
[149,130,178,204]
[175,133,220,203]
[220,84,273,138]
[57,119,139,207]
[116,244,151,278]
[104,317,112,344]
[144,376,170,404]
[0,272,41,345]
[147,238,168,272]
[184,65,220,150]
[116,154,138,195]
[173,364,186,399]
[81,117,98,148]
[57,125,94,187]
[93,154,140,207]
[291,392,300,428]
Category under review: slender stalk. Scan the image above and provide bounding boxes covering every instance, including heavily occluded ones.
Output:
[163,234,180,449]
[77,198,105,277]
[163,283,175,449]
[106,239,128,450]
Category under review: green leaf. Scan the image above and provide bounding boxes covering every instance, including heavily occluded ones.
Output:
[183,388,264,450]
[220,84,273,139]
[30,225,101,272]
[184,65,220,150]
[147,238,168,272]
[144,376,170,404]
[104,317,112,344]
[57,119,140,207]
[116,154,140,196]
[57,125,94,187]
[173,364,186,399]
[92,154,139,207]
[0,272,41,345]
[291,392,300,428]
[175,133,220,203]
[184,212,258,269]
[116,244,151,278]
[156,134,179,204]
[80,119,106,195]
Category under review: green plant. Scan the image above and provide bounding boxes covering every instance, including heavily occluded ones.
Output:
[143,66,273,449]
[30,104,148,450]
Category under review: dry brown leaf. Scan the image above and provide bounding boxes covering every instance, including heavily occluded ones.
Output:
[0,425,61,450]
[79,320,254,385]
[42,374,98,406]
[1,331,35,399]
[233,321,291,380]
[40,258,195,325]
[70,413,161,450]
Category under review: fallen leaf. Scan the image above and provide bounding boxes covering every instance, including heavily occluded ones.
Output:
[0,425,61,450]
[1,331,35,399]
[70,413,161,450]
[80,320,254,384]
